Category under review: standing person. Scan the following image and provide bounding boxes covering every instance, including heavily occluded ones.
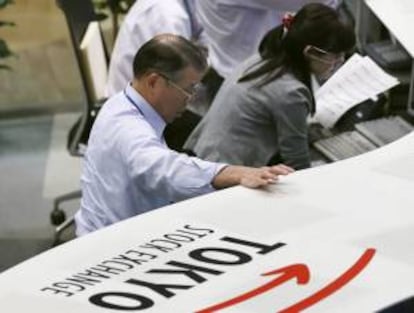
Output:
[197,0,341,80]
[184,3,355,170]
[75,34,294,236]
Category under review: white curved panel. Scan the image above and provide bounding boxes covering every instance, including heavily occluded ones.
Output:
[0,131,413,312]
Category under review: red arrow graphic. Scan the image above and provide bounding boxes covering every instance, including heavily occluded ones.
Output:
[279,248,376,313]
[196,248,375,313]
[195,264,310,313]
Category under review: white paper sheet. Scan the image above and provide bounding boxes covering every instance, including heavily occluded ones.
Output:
[314,53,399,128]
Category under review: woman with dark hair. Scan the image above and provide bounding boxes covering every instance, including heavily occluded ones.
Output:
[184,3,355,170]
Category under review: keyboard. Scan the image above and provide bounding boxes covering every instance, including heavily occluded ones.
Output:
[313,131,378,162]
[313,116,414,162]
[355,116,414,146]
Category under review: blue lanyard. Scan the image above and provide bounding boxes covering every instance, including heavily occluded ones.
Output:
[123,88,166,143]
[124,89,144,116]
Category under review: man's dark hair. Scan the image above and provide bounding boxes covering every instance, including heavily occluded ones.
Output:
[132,34,208,81]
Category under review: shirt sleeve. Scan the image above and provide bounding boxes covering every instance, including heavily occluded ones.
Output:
[125,133,227,203]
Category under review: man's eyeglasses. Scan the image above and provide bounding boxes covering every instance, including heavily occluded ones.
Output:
[158,72,203,100]
[307,46,345,65]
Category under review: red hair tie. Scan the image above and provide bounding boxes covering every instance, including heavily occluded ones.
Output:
[282,13,294,30]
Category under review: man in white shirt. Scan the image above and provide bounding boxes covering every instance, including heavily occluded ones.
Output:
[75,34,293,236]
[198,0,341,79]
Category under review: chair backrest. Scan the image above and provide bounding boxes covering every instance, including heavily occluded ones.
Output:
[57,0,109,155]
[80,21,109,103]
[57,0,109,105]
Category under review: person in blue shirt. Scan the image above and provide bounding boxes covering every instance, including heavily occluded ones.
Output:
[75,34,294,236]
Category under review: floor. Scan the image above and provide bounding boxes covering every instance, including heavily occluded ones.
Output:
[0,0,114,116]
[0,2,88,272]
[0,113,81,272]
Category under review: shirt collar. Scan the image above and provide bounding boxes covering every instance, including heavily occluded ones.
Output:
[125,83,166,140]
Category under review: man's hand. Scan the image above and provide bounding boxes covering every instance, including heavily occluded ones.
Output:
[212,164,294,189]
[239,164,294,188]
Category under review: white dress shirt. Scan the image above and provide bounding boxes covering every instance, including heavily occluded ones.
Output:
[75,84,226,235]
[197,0,340,78]
[106,0,204,97]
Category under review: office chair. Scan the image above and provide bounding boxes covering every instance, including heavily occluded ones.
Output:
[51,0,109,245]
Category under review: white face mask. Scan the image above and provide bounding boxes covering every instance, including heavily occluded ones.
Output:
[304,45,345,82]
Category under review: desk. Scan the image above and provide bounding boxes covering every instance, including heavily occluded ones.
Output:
[0,132,414,312]
[364,0,414,115]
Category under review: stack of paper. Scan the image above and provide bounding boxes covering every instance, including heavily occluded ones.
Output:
[314,53,399,128]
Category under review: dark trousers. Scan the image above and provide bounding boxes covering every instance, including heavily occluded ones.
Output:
[164,110,202,153]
